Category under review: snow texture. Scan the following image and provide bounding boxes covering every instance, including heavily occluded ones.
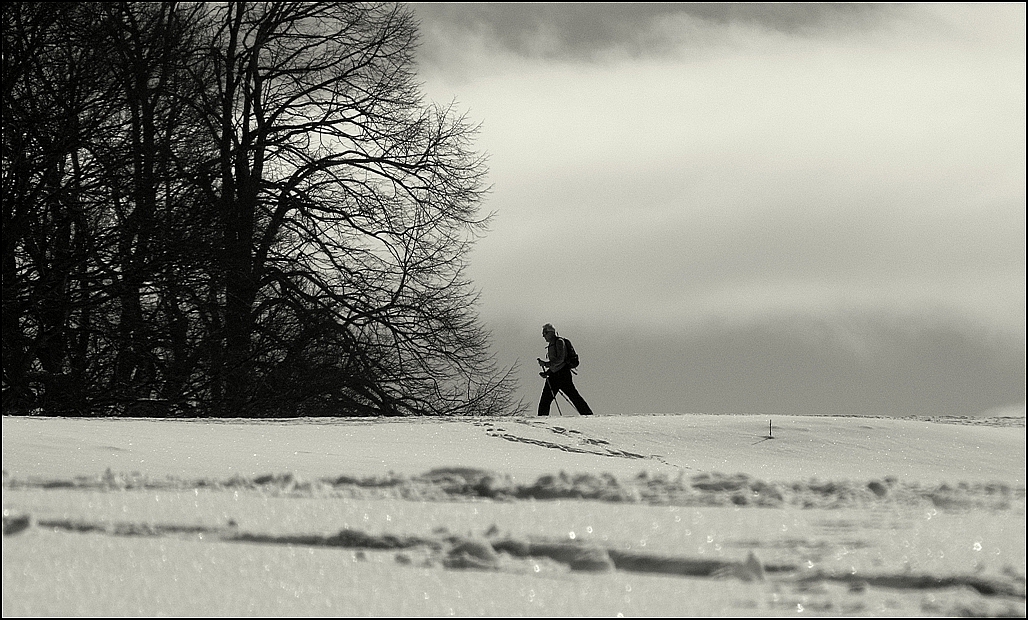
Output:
[3,412,1025,616]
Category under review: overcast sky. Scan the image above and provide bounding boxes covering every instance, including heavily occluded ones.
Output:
[409,2,1025,417]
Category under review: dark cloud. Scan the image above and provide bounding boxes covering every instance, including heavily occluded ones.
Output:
[411,2,898,63]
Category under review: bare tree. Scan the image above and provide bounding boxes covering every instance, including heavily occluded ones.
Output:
[3,1,522,417]
[95,2,216,411]
[197,1,519,415]
[4,2,218,415]
[3,2,121,413]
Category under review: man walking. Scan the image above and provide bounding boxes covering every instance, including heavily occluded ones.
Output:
[537,323,594,416]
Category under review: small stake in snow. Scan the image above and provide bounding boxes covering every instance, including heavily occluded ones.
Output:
[753,419,775,445]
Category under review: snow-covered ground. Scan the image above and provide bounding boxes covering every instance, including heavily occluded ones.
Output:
[3,412,1025,616]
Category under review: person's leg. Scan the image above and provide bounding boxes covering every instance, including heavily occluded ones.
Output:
[537,380,556,416]
[560,380,594,415]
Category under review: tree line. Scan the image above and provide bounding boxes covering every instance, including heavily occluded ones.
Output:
[3,1,522,417]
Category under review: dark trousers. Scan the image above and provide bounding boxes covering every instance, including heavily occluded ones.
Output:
[538,368,593,416]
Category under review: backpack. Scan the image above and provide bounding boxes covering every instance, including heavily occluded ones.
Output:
[562,337,580,370]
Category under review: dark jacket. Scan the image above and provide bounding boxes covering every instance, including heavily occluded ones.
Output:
[543,337,567,374]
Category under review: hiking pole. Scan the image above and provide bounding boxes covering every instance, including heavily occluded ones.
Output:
[545,375,563,416]
[558,389,580,415]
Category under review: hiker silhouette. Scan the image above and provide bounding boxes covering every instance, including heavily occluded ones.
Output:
[536,323,593,416]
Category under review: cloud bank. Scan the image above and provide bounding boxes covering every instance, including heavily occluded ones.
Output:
[410,3,1025,416]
